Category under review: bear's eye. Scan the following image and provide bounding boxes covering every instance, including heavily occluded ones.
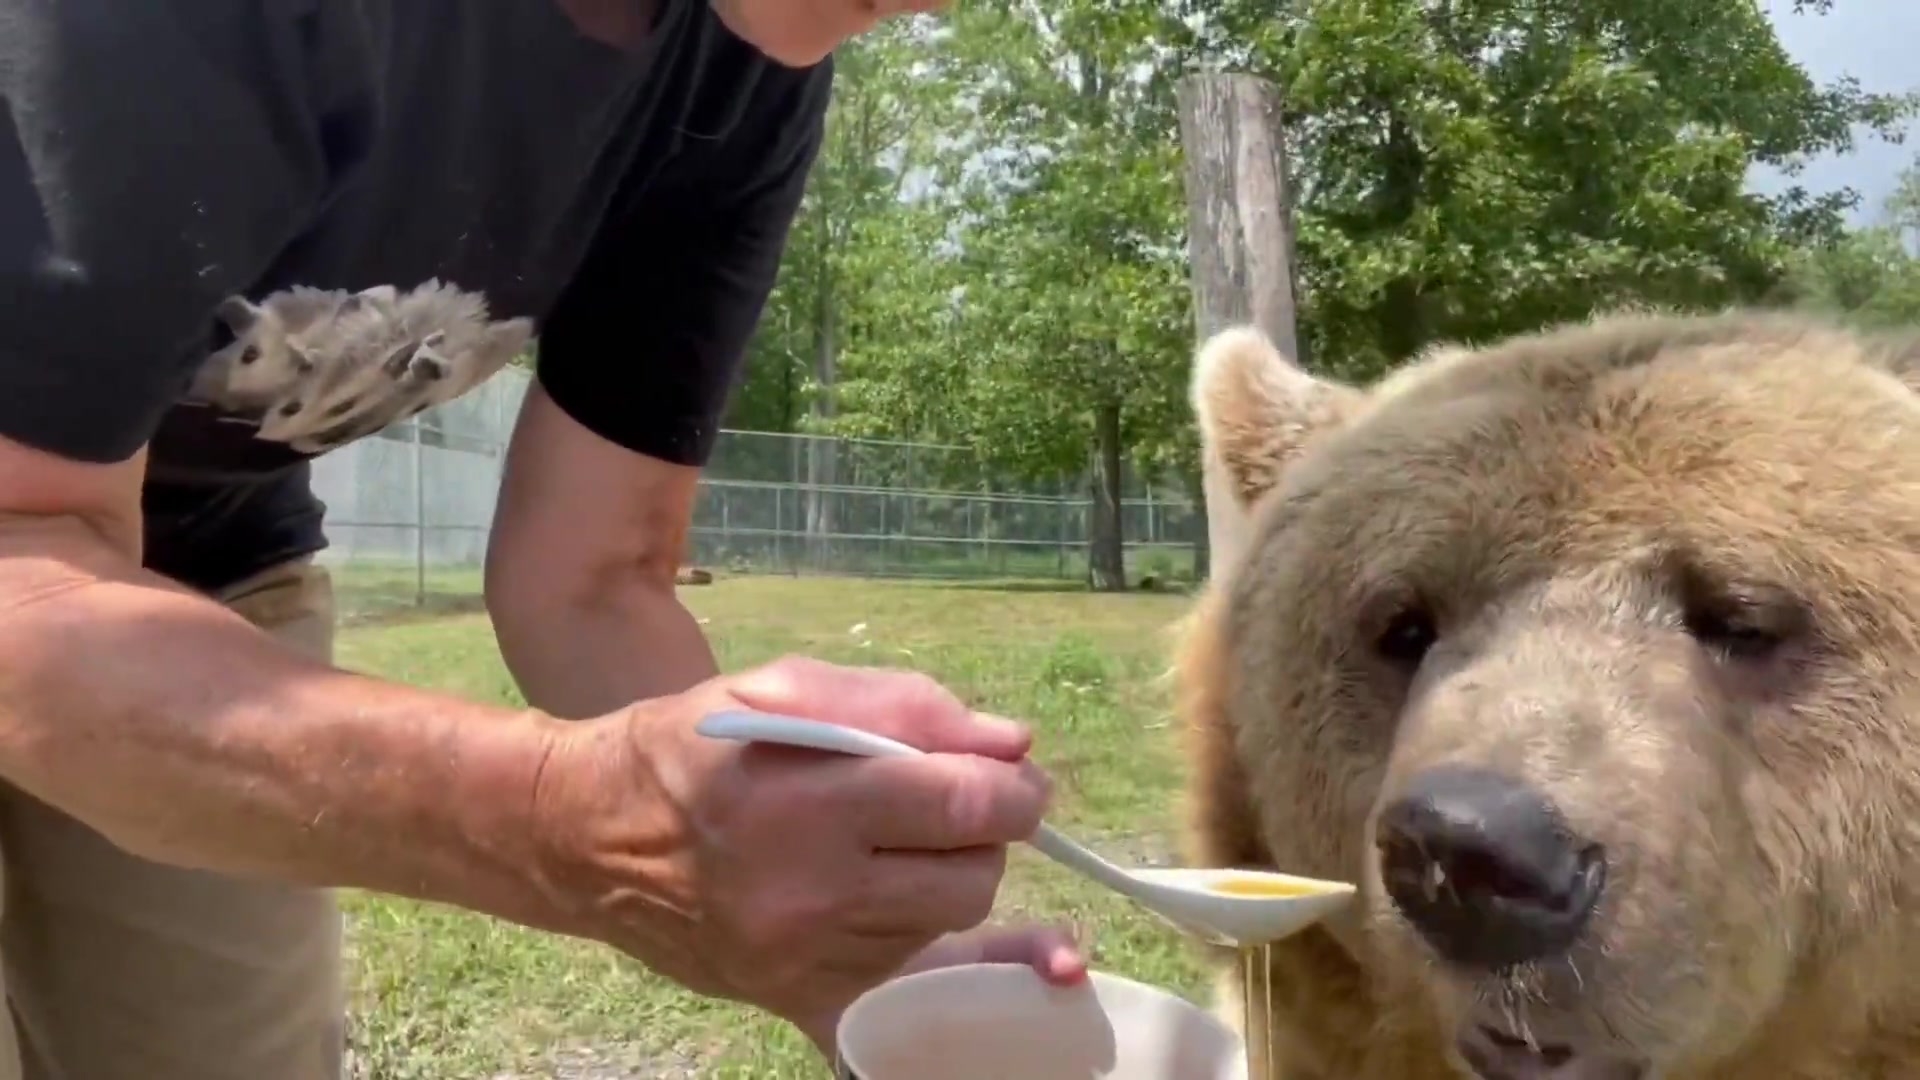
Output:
[1671,560,1804,664]
[1682,606,1784,662]
[1376,608,1438,666]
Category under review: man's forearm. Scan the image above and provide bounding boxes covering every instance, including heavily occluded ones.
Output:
[492,574,718,720]
[0,542,579,937]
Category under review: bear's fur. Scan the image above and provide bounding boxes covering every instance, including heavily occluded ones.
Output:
[1175,309,1920,1079]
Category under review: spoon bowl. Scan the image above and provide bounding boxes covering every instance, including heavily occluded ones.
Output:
[695,709,1356,948]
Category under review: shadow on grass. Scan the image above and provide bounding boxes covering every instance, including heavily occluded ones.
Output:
[337,591,490,628]
[924,577,1196,597]
[925,577,1093,594]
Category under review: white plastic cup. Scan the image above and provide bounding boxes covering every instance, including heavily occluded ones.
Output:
[833,964,1248,1080]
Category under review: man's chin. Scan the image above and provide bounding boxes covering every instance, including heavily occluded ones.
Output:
[1450,1015,1649,1080]
[707,0,850,69]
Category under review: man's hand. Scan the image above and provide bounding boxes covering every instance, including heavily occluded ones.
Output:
[527,655,1062,1047]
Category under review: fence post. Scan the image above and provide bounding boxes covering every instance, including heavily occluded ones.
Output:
[773,485,786,576]
[1057,488,1070,579]
[1177,73,1304,579]
[412,413,427,607]
[789,434,802,577]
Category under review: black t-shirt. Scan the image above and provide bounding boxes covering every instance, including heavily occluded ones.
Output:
[0,0,830,593]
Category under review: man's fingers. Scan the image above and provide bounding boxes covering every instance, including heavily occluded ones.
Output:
[728,655,1034,761]
[894,924,1091,986]
[848,754,1050,851]
[964,926,1089,985]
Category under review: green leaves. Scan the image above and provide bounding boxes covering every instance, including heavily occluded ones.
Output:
[1774,153,1920,329]
[727,19,957,435]
[1238,0,1914,376]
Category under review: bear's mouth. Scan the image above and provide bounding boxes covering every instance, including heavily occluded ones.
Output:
[1456,1022,1647,1080]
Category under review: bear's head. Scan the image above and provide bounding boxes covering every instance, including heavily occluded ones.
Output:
[1180,311,1920,1078]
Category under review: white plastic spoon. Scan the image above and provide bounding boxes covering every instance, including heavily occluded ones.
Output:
[695,709,1357,948]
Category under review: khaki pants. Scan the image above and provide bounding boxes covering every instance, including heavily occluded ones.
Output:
[0,560,346,1080]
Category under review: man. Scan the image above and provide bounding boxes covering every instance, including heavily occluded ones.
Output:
[0,1,1083,1078]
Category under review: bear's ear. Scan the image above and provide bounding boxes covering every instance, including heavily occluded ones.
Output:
[1877,333,1920,399]
[1191,326,1363,573]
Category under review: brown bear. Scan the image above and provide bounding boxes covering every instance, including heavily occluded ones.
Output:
[1174,309,1920,1080]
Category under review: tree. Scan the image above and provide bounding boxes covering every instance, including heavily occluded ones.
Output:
[724,19,955,555]
[831,0,1202,591]
[1776,152,1920,327]
[1172,0,1916,381]
[1885,150,1920,254]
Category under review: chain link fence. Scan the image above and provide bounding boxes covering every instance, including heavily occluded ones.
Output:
[314,367,1202,621]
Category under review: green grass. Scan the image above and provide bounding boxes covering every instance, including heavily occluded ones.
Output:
[334,575,1211,1078]
[324,541,1199,625]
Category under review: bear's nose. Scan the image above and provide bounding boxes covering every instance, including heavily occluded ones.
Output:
[1375,765,1606,971]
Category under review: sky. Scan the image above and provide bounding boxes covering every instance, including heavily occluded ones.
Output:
[1753,0,1916,226]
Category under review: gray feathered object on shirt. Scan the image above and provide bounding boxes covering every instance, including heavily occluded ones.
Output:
[188,278,534,454]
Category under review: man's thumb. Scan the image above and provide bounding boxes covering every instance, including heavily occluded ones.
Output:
[727,655,1033,761]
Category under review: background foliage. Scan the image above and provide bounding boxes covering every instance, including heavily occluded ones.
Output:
[717,0,1917,588]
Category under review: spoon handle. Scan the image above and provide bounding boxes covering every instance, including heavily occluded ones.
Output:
[1025,822,1141,895]
[697,709,923,759]
[694,709,1141,894]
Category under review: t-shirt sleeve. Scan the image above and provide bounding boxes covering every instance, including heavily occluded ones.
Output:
[535,55,834,468]
[0,2,355,464]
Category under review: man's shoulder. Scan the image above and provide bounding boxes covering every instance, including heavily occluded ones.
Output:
[636,19,833,208]
[658,6,836,145]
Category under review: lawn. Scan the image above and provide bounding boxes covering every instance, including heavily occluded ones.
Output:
[333,574,1212,1079]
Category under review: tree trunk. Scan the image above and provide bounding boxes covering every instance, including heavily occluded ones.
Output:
[804,277,838,568]
[1176,74,1302,358]
[1376,110,1428,361]
[780,314,797,430]
[1087,402,1127,592]
[1176,74,1304,580]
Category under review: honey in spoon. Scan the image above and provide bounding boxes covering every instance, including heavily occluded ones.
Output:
[1209,875,1325,898]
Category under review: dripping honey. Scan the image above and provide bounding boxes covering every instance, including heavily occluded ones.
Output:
[1239,942,1274,1080]
[1211,875,1310,1075]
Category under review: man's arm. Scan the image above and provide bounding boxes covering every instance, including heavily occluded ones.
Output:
[485,55,834,717]
[487,382,719,718]
[0,443,565,929]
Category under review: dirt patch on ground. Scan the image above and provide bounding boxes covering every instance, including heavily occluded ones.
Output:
[483,1041,703,1079]
[337,593,490,628]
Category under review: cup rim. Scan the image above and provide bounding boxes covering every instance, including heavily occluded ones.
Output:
[835,962,1240,1078]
